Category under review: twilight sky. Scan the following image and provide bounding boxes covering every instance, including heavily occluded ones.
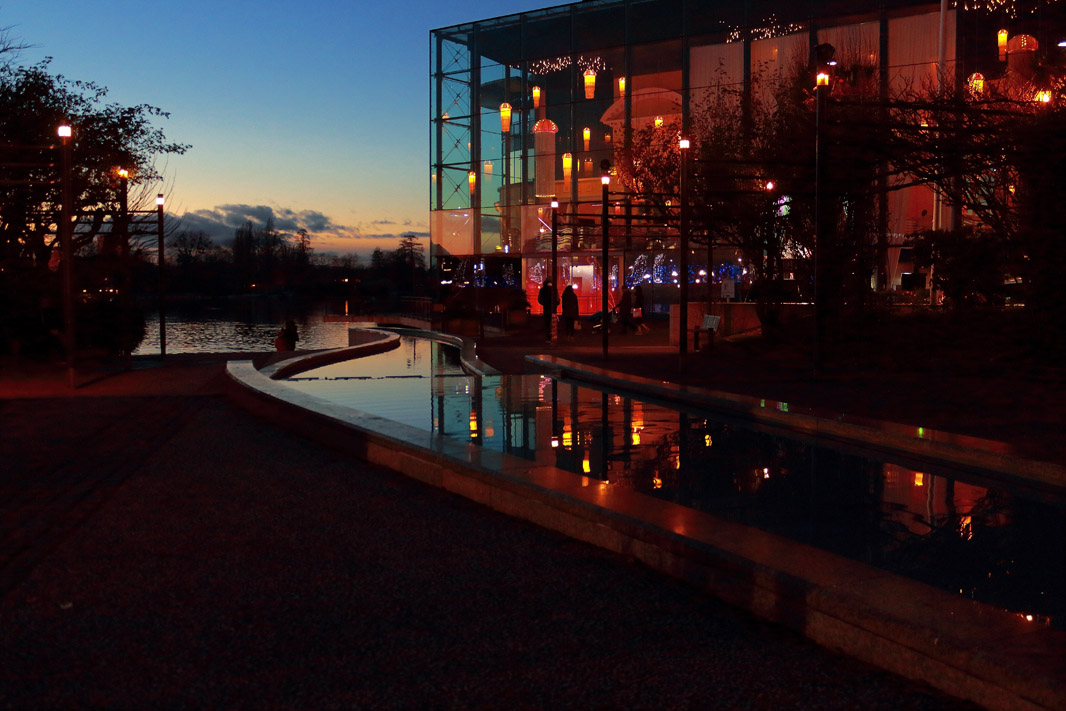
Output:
[2,0,564,257]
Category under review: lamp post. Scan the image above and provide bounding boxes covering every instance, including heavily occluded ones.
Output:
[551,198,560,343]
[601,162,611,360]
[550,198,559,294]
[156,194,167,357]
[679,137,690,370]
[58,124,75,388]
[813,71,829,376]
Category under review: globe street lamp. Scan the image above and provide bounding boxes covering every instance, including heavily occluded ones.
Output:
[156,194,167,357]
[601,162,611,360]
[58,124,74,387]
[679,136,690,371]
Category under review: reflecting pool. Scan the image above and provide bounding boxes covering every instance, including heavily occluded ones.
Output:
[284,336,1066,628]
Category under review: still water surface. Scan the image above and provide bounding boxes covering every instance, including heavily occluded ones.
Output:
[134,310,352,355]
[284,336,1066,629]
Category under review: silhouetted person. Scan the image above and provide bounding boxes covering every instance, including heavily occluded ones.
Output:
[275,319,298,351]
[537,280,558,342]
[633,284,649,334]
[617,288,636,334]
[561,284,579,342]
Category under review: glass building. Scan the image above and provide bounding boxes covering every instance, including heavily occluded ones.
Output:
[430,0,1062,315]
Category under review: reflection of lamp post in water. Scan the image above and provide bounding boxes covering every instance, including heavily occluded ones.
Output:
[600,161,611,360]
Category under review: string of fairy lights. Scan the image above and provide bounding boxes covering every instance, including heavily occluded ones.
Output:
[954,0,1061,17]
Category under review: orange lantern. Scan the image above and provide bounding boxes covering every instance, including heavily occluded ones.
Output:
[499,102,511,133]
[967,73,985,95]
[604,132,612,145]
[532,85,541,108]
[816,72,830,87]
[562,152,572,181]
[654,115,664,128]
[484,160,493,175]
[617,77,626,96]
[583,127,591,151]
[998,29,1008,61]
[583,69,596,99]
[468,170,476,194]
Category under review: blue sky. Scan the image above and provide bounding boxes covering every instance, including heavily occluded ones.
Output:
[2,0,564,257]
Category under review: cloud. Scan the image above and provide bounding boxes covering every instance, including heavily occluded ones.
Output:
[173,203,426,257]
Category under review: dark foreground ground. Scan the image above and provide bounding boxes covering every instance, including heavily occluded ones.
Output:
[0,347,989,710]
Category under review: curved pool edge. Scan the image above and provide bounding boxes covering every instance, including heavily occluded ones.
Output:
[526,355,1065,494]
[224,357,1064,711]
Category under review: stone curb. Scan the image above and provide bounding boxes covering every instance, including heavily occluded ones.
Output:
[226,357,1064,711]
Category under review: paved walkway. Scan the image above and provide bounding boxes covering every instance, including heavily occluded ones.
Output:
[1,354,980,710]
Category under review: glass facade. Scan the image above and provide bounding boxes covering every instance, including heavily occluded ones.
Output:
[430,0,1062,312]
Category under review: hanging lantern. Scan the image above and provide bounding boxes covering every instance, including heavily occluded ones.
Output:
[583,69,596,99]
[583,157,592,173]
[499,102,512,133]
[532,85,541,108]
[604,132,612,145]
[468,170,476,194]
[967,72,985,95]
[583,127,591,151]
[562,152,572,181]
[533,119,559,198]
[654,115,664,128]
[617,77,626,96]
[998,29,1008,61]
[484,160,493,175]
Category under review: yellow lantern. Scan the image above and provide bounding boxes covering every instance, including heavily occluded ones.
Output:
[499,102,511,133]
[816,72,830,87]
[604,132,612,144]
[1035,90,1052,104]
[532,85,541,108]
[583,127,590,151]
[617,77,626,96]
[654,115,664,128]
[967,73,985,95]
[468,170,476,194]
[583,69,596,99]
[562,152,572,181]
[998,29,1008,61]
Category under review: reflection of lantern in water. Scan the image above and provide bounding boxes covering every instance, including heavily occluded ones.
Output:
[469,411,478,437]
[499,102,511,133]
[583,127,590,151]
[617,76,625,96]
[998,29,1008,61]
[562,152,572,182]
[532,85,541,108]
[582,451,591,473]
[583,69,596,99]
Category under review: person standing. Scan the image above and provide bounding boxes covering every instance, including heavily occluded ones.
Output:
[275,319,299,351]
[561,284,579,342]
[537,279,558,343]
